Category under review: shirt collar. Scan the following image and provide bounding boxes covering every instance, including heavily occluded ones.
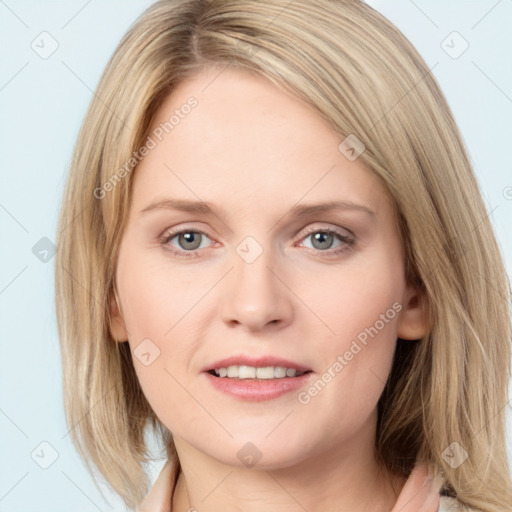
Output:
[137,459,442,512]
[391,462,443,512]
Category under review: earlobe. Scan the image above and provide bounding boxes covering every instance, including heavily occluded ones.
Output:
[109,288,128,342]
[396,286,431,340]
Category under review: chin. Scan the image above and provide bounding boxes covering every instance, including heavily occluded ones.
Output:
[204,438,315,471]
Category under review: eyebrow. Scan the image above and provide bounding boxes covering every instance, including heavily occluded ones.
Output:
[138,198,375,219]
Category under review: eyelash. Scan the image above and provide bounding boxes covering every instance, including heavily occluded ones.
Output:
[159,225,355,259]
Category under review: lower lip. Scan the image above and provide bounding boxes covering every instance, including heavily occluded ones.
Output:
[203,372,314,401]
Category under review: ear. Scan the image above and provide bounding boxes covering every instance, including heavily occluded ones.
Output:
[109,289,128,342]
[396,283,430,340]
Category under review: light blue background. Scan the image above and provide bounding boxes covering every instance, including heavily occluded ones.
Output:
[1,1,511,510]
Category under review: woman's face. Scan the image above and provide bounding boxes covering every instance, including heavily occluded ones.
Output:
[111,65,426,469]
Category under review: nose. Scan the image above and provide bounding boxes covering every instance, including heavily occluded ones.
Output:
[220,241,294,332]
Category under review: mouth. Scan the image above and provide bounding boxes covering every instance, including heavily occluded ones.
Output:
[203,357,314,401]
[207,365,313,380]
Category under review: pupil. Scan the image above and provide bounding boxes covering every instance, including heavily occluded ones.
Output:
[177,231,334,251]
[312,232,333,250]
[180,232,201,250]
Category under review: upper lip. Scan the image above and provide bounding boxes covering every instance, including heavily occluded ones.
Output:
[203,355,312,373]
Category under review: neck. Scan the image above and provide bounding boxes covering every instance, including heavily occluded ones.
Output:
[171,422,405,511]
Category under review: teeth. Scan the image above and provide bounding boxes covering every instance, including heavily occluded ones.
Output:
[274,366,287,378]
[257,366,277,379]
[212,365,306,379]
[239,365,256,379]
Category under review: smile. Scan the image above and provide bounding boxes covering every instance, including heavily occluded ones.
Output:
[209,365,310,379]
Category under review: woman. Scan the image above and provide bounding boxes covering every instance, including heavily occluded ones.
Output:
[55,1,512,510]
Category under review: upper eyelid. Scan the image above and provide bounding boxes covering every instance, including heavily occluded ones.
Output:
[162,223,354,245]
[162,222,352,235]
[299,223,354,238]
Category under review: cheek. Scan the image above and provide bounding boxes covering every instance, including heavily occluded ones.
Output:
[306,250,404,351]
[115,227,405,442]
[117,244,203,339]
[296,251,404,415]
[115,246,212,426]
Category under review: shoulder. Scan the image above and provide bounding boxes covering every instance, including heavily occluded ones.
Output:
[136,459,178,512]
[439,496,461,511]
[438,496,479,511]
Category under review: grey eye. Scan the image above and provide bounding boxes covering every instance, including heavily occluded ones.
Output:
[308,231,336,250]
[165,231,211,252]
[177,232,203,250]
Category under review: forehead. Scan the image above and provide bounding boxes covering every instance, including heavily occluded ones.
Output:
[131,65,389,219]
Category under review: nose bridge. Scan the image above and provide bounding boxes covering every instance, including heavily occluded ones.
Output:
[220,234,293,330]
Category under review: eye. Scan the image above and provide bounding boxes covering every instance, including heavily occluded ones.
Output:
[161,229,213,258]
[160,225,355,259]
[298,227,355,255]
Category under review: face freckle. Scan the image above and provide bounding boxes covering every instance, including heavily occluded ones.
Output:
[111,64,424,470]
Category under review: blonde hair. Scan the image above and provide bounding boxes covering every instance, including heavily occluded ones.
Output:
[54,0,512,509]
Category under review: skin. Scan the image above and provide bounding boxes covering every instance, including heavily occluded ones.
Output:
[110,64,428,511]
